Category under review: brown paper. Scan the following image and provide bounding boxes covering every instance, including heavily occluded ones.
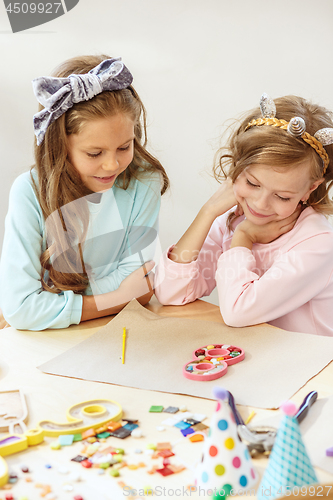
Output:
[38,300,333,409]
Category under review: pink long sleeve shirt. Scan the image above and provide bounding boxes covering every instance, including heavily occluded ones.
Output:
[155,207,333,336]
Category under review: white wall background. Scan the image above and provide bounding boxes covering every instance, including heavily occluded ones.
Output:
[1,0,333,305]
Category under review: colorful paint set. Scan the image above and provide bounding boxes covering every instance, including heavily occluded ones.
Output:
[183,344,245,381]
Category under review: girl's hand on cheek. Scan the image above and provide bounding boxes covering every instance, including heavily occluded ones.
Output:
[169,179,242,264]
[234,206,302,246]
[202,178,238,220]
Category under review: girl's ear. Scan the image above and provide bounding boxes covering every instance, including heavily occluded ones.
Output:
[301,178,325,203]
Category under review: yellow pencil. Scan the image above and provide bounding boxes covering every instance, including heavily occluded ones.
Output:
[245,410,256,425]
[122,327,126,364]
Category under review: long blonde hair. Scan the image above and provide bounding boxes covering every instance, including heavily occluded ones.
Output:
[214,95,333,227]
[32,54,169,294]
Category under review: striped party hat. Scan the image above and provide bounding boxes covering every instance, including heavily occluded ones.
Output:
[195,387,257,499]
[257,401,318,500]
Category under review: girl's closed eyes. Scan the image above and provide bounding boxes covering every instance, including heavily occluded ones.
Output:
[87,152,101,158]
[118,143,132,151]
[246,178,258,188]
[246,178,291,202]
[86,141,132,158]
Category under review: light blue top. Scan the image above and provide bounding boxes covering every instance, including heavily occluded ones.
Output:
[0,170,161,330]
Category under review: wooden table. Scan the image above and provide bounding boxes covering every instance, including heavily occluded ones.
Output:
[0,297,332,499]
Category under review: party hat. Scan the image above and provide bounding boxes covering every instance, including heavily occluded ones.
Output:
[195,387,257,499]
[257,401,318,500]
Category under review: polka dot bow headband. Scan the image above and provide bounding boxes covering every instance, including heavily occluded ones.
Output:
[245,93,333,174]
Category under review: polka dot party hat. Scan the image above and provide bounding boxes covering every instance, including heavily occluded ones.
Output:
[195,387,257,499]
[257,401,318,500]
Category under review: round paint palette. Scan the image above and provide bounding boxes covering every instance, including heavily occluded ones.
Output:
[183,344,245,381]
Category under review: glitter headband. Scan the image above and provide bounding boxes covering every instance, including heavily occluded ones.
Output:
[245,93,333,175]
[32,58,133,145]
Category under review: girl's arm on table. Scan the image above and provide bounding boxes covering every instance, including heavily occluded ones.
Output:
[81,263,154,321]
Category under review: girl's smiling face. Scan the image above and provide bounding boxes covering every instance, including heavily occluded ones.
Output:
[67,113,135,192]
[233,161,324,225]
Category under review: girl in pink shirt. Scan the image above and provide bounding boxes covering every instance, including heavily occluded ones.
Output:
[155,94,333,336]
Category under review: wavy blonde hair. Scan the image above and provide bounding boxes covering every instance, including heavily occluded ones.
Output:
[214,95,333,227]
[32,54,169,294]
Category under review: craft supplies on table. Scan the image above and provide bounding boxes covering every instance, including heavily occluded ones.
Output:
[0,396,208,499]
[229,391,318,456]
[38,399,122,437]
[0,389,45,457]
[183,344,244,381]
